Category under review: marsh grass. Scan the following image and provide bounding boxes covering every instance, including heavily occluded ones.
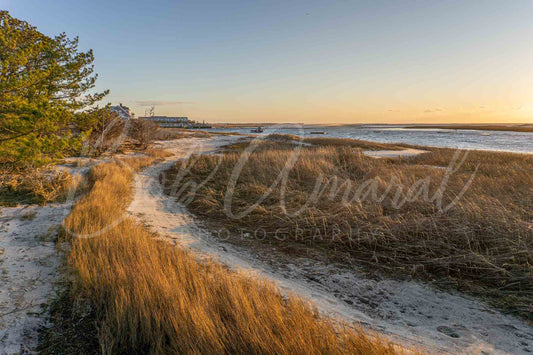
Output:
[0,169,83,206]
[267,133,404,150]
[163,136,533,318]
[155,128,239,141]
[156,128,213,140]
[58,156,399,354]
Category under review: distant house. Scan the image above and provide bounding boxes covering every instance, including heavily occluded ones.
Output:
[139,116,189,128]
[110,104,132,120]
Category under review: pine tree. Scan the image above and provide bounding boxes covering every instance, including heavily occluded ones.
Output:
[0,11,108,169]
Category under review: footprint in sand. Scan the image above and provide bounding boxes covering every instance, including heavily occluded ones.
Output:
[437,326,460,338]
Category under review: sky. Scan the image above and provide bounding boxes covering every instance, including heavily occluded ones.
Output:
[3,0,533,124]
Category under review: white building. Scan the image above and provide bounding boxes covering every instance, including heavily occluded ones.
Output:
[139,116,189,127]
[110,104,132,120]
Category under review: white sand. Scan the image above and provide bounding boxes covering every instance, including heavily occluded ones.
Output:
[0,204,71,354]
[0,161,93,353]
[364,148,429,158]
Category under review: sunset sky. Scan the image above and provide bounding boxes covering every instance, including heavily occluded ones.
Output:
[4,0,533,123]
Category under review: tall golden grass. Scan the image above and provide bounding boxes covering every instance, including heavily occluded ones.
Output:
[0,169,83,206]
[61,156,399,354]
[164,138,533,318]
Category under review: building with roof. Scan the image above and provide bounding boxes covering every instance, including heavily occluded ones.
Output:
[110,104,132,120]
[139,116,189,127]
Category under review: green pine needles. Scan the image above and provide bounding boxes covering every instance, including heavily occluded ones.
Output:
[0,11,108,169]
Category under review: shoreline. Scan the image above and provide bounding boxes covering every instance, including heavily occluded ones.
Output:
[211,123,533,133]
[199,127,533,155]
[408,124,533,133]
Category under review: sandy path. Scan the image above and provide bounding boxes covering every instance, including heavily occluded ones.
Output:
[364,148,429,158]
[0,161,92,354]
[0,203,71,354]
[128,136,533,355]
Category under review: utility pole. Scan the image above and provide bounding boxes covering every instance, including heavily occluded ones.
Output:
[100,114,105,153]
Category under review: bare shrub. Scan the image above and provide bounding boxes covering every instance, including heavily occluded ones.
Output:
[77,107,127,157]
[129,119,160,149]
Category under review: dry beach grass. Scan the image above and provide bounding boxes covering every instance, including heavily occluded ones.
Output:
[163,135,533,318]
[0,169,83,206]
[53,155,400,354]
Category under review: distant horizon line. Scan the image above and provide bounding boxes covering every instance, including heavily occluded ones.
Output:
[207,122,533,126]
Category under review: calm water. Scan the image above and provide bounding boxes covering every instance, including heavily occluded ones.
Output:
[207,125,533,154]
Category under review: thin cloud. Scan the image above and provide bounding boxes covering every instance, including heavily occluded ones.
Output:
[424,108,444,113]
[135,100,198,106]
